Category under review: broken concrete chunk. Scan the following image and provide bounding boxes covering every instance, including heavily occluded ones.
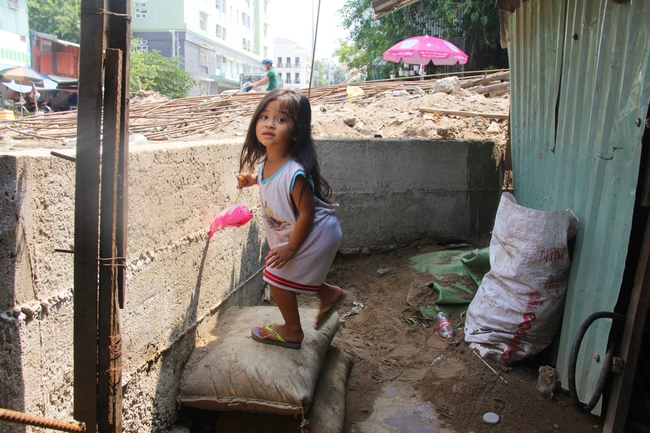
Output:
[487,122,502,133]
[432,76,461,94]
[537,365,558,400]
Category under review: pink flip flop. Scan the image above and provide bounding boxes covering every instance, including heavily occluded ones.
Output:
[251,324,302,349]
[315,290,347,330]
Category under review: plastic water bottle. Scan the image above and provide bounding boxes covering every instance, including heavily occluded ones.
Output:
[435,311,454,342]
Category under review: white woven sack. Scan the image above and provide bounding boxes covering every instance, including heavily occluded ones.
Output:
[464,192,578,365]
[179,306,339,415]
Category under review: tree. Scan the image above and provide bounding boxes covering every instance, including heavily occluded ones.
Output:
[27,0,81,43]
[312,60,328,87]
[332,66,348,84]
[130,45,195,99]
[334,0,504,77]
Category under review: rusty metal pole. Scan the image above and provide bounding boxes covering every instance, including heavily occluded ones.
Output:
[0,408,86,433]
[74,0,107,430]
[97,48,124,433]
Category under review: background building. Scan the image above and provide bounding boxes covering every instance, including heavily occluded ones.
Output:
[320,57,338,85]
[0,0,30,67]
[131,0,273,95]
[30,31,79,79]
[273,37,311,91]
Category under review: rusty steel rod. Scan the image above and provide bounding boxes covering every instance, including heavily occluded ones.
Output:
[0,408,86,432]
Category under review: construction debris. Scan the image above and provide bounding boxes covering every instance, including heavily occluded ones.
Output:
[0,70,509,145]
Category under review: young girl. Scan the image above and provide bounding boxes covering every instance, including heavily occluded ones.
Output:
[237,89,347,349]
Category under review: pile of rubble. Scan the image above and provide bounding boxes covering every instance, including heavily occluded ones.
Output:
[0,70,510,148]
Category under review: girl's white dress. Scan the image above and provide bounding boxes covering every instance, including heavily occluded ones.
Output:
[258,159,341,294]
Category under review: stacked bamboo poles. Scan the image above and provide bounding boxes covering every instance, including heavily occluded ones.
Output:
[0,70,508,142]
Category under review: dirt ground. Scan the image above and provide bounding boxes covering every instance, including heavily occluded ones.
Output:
[325,243,603,433]
[178,243,604,433]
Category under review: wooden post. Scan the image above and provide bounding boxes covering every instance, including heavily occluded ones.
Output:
[604,134,650,433]
[97,48,123,433]
[74,0,106,430]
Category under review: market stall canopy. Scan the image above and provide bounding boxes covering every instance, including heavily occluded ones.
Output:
[383,35,469,66]
[371,0,422,18]
[44,74,78,90]
[2,80,34,93]
[0,65,44,85]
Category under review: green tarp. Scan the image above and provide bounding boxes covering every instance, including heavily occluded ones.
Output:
[410,247,490,305]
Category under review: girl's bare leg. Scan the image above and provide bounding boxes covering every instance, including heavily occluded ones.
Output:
[258,284,304,343]
[316,282,346,327]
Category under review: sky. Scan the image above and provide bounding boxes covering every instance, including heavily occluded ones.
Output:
[268,0,349,60]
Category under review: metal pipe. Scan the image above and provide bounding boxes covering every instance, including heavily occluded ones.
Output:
[0,408,86,432]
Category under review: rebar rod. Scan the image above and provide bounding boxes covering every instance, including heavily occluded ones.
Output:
[0,408,86,432]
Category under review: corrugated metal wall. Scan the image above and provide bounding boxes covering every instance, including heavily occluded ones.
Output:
[507,0,650,413]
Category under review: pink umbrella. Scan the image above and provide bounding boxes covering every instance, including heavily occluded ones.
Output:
[383,35,468,66]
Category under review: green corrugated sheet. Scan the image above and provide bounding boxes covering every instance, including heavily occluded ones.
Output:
[507,0,650,413]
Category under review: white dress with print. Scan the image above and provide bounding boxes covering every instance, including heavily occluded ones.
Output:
[259,159,341,294]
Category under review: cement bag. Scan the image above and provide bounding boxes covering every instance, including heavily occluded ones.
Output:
[179,306,339,415]
[211,346,353,433]
[464,192,578,365]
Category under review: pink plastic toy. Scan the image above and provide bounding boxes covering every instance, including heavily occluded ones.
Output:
[209,203,253,239]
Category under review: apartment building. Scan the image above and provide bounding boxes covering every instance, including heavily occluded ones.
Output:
[0,0,30,67]
[131,0,273,95]
[273,37,311,91]
[320,58,339,85]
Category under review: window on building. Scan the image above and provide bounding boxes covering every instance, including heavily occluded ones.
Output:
[285,73,291,84]
[263,47,268,58]
[200,48,208,66]
[263,24,268,37]
[215,0,226,10]
[8,0,19,9]
[263,1,267,14]
[277,57,282,68]
[41,40,52,55]
[200,13,207,31]
[295,57,300,67]
[216,24,227,39]
[286,57,291,67]
[134,2,147,13]
[295,72,300,84]
[134,39,148,51]
[134,2,148,19]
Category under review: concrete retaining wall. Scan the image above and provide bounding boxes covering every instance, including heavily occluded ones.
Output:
[0,138,501,432]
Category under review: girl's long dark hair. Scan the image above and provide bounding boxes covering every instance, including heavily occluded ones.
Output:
[239,89,334,204]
